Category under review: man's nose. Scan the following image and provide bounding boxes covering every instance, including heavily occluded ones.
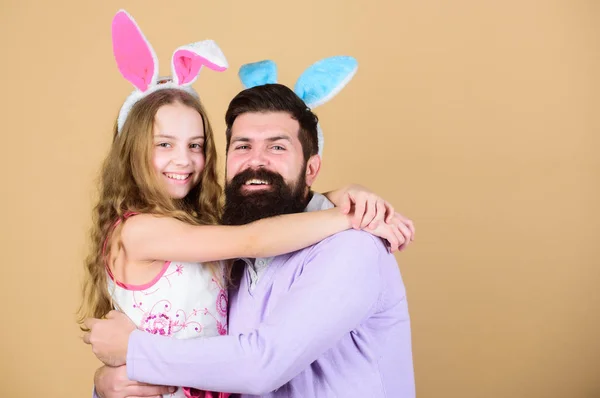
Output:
[246,147,269,168]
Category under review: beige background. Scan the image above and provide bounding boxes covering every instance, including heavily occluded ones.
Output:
[1,0,598,397]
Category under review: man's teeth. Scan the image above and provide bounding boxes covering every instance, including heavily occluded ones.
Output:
[165,173,190,180]
[245,179,269,185]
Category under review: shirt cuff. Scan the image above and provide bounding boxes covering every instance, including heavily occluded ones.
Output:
[126,329,139,381]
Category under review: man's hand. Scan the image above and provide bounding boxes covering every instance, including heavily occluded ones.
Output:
[95,365,176,398]
[83,310,136,366]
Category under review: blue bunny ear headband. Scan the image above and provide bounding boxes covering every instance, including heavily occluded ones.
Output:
[238,56,358,158]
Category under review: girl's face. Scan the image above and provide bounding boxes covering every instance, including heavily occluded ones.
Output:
[152,102,206,199]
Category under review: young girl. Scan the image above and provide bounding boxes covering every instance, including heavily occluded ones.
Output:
[80,10,410,398]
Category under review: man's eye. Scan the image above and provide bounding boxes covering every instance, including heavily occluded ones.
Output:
[236,145,249,150]
[272,145,285,151]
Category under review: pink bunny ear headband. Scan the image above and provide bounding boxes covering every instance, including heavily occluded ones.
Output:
[112,9,228,134]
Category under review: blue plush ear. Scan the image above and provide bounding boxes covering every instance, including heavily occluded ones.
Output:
[238,60,278,89]
[293,56,358,109]
[293,56,358,158]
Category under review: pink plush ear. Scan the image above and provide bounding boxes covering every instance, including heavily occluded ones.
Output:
[172,40,229,86]
[112,10,158,92]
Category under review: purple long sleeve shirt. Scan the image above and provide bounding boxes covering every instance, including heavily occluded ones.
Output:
[124,221,415,396]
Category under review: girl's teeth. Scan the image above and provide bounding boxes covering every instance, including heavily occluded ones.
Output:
[166,173,189,180]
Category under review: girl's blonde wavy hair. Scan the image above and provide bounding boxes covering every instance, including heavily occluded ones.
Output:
[77,89,223,327]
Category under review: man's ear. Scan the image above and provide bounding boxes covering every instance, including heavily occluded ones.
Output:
[305,154,321,187]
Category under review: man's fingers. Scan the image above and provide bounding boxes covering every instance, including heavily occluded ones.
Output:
[84,317,99,331]
[127,384,177,397]
[106,310,121,319]
[82,332,91,345]
[127,396,162,398]
[128,396,161,398]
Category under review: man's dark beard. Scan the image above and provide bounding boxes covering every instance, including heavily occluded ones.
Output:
[222,168,310,226]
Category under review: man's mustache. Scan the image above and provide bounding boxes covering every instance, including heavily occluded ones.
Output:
[228,168,285,190]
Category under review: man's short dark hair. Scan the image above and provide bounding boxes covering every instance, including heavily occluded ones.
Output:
[225,84,319,161]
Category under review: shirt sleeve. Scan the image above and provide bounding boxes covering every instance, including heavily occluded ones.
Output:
[127,230,384,395]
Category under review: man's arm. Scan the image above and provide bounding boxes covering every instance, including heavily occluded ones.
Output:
[127,230,384,395]
[93,365,175,398]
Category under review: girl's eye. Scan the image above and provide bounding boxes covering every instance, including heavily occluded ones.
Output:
[157,142,171,148]
[190,143,203,149]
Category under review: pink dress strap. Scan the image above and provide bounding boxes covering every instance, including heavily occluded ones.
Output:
[102,212,140,288]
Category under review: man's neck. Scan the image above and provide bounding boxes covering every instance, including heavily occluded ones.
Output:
[303,190,314,209]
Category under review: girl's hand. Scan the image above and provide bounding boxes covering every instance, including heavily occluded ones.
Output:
[326,184,394,229]
[324,184,415,250]
[364,212,415,253]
